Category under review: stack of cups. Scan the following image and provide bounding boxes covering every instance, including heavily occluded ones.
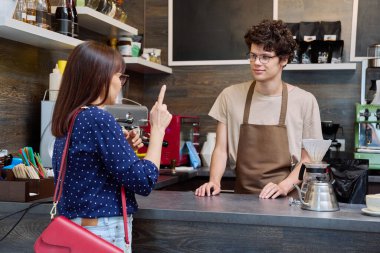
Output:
[200,132,216,167]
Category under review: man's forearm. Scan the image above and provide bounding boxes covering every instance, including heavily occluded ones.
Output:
[209,150,228,187]
[280,163,302,194]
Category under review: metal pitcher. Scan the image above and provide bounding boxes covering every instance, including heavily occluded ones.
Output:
[293,181,339,212]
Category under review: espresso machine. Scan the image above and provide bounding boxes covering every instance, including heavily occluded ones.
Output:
[294,139,340,212]
[139,115,200,166]
[354,103,380,170]
[104,104,149,132]
[40,103,148,168]
[354,59,380,170]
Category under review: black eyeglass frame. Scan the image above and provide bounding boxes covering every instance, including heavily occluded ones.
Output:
[119,73,130,87]
[246,52,276,64]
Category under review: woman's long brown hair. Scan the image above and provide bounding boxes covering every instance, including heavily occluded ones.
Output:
[51,41,125,137]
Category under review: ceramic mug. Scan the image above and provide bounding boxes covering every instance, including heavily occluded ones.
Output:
[366,194,380,212]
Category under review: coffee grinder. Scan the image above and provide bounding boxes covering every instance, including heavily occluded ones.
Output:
[294,139,340,212]
[321,121,343,158]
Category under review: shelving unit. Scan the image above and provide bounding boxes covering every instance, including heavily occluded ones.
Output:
[0,19,82,50]
[0,1,81,50]
[124,57,173,74]
[76,7,138,37]
[285,63,357,71]
[0,1,172,74]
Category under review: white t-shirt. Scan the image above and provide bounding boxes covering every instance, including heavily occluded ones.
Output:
[209,81,323,169]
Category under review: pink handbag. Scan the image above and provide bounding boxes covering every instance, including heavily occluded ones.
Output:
[34,108,129,253]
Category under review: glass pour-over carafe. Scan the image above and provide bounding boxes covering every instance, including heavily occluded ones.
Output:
[298,139,332,200]
[298,162,330,200]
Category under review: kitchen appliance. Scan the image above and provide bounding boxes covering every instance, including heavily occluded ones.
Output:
[40,100,148,169]
[354,103,380,170]
[103,104,149,132]
[40,99,56,168]
[294,139,340,212]
[321,121,343,155]
[139,115,200,166]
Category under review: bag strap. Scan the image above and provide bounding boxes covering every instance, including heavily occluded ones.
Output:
[51,107,129,244]
[121,186,129,244]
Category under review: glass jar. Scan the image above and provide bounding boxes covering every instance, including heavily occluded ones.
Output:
[117,36,132,57]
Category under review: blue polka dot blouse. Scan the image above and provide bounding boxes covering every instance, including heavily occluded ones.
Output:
[52,106,158,219]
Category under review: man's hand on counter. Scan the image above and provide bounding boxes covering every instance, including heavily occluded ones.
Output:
[259,182,287,199]
[194,182,221,197]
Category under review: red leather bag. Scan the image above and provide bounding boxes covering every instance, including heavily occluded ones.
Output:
[34,108,129,253]
[34,216,123,253]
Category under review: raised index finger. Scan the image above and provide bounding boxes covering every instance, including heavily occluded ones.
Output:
[157,85,166,105]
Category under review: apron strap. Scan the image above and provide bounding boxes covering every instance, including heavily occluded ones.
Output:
[279,82,288,126]
[242,81,288,126]
[243,81,256,124]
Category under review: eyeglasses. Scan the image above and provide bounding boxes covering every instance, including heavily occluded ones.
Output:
[119,73,130,87]
[247,52,276,64]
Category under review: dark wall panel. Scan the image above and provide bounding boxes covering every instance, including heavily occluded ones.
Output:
[144,0,360,152]
[0,0,361,155]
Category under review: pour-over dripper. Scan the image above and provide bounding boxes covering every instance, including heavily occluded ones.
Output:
[302,139,332,162]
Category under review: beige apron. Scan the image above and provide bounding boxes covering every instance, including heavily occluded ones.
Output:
[234,81,292,194]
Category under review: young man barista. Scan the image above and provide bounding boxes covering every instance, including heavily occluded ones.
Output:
[195,19,322,199]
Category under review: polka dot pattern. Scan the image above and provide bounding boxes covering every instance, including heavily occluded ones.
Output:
[52,106,158,219]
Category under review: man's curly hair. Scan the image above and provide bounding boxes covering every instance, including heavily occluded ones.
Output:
[244,19,296,63]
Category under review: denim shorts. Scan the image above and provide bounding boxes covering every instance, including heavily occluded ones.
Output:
[71,215,133,253]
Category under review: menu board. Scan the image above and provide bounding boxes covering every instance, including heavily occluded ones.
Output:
[169,0,274,65]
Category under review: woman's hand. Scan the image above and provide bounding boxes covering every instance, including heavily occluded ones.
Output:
[144,85,172,168]
[149,85,172,133]
[123,128,143,150]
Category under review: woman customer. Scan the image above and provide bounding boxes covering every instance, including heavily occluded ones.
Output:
[51,41,172,252]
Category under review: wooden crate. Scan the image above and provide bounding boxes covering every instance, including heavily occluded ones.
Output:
[0,177,54,202]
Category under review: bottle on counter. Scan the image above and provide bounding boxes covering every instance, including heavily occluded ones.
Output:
[55,0,72,37]
[49,64,62,101]
[85,0,100,9]
[25,0,37,25]
[97,0,111,15]
[36,0,51,30]
[108,37,117,49]
[68,0,78,38]
[76,0,85,7]
[114,0,127,23]
[119,0,127,23]
[107,0,117,18]
[14,0,27,22]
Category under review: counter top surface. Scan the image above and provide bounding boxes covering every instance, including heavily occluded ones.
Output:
[135,190,380,233]
[1,178,379,235]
